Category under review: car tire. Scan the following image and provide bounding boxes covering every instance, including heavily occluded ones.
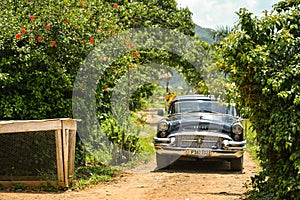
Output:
[230,156,243,171]
[156,153,175,169]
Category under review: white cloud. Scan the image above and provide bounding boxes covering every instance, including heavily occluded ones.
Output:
[176,0,280,29]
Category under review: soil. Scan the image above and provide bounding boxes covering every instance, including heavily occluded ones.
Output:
[0,152,258,200]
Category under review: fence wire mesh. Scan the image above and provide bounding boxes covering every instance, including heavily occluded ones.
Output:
[0,130,57,181]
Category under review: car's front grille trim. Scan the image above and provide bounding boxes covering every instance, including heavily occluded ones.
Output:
[175,135,221,148]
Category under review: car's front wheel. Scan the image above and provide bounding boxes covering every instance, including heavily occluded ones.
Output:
[230,156,243,171]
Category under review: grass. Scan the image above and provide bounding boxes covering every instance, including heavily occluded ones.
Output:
[10,182,27,191]
[116,124,156,169]
[243,119,260,166]
[71,164,118,190]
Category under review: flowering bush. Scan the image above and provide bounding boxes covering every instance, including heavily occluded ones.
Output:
[0,0,201,164]
[0,0,196,119]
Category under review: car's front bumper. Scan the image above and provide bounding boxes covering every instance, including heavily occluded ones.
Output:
[154,134,246,159]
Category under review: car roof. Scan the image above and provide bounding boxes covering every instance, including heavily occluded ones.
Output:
[172,95,217,102]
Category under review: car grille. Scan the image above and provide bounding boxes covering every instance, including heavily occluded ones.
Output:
[175,135,221,148]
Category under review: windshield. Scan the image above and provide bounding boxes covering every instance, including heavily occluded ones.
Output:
[169,100,237,116]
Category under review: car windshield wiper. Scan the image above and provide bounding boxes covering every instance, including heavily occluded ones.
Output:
[182,110,223,114]
[201,110,223,114]
[181,110,204,114]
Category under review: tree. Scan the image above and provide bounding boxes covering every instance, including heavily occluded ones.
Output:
[0,0,199,120]
[210,25,232,43]
[216,1,300,199]
[0,0,209,164]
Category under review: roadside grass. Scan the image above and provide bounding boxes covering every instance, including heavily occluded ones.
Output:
[70,164,118,191]
[117,124,156,169]
[243,119,260,166]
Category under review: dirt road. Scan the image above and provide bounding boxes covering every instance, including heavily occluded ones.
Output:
[0,152,258,200]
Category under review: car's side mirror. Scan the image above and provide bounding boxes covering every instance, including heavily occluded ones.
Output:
[157,108,165,116]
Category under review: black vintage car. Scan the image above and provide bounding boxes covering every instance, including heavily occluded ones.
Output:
[154,95,246,171]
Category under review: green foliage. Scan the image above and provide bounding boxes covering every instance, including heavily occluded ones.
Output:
[243,120,259,163]
[71,164,117,190]
[1,0,210,170]
[39,182,62,192]
[210,25,232,43]
[0,0,195,119]
[102,114,140,153]
[11,182,27,191]
[216,1,300,199]
[130,83,158,111]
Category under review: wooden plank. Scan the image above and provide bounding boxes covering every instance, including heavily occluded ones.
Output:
[0,181,64,187]
[55,129,64,183]
[0,119,61,134]
[61,119,77,130]
[0,176,40,181]
[68,130,76,178]
[62,128,69,187]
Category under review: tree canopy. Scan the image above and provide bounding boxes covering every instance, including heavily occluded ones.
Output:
[0,0,211,164]
[216,0,300,198]
[0,0,201,120]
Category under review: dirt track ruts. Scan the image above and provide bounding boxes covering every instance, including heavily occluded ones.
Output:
[0,151,258,200]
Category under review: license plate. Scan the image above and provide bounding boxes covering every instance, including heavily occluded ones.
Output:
[185,149,210,156]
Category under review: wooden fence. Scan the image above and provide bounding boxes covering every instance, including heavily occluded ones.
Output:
[0,118,78,187]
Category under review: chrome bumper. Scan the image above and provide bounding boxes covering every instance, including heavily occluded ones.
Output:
[154,137,246,159]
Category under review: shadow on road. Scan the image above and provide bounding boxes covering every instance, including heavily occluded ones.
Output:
[153,159,244,175]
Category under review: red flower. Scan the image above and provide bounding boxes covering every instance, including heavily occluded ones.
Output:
[63,20,67,24]
[110,30,115,35]
[133,52,139,58]
[15,33,21,39]
[46,24,50,30]
[21,29,26,34]
[29,15,34,21]
[103,86,110,92]
[81,1,85,8]
[37,36,42,42]
[89,38,95,44]
[113,3,118,8]
[51,41,56,47]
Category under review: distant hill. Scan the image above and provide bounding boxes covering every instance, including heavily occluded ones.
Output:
[194,24,215,44]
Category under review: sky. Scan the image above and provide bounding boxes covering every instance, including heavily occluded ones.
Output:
[176,0,281,29]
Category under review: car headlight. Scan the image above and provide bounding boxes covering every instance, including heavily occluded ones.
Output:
[232,122,243,134]
[158,121,169,131]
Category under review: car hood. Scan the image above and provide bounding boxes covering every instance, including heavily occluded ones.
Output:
[167,113,238,134]
[169,112,236,123]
